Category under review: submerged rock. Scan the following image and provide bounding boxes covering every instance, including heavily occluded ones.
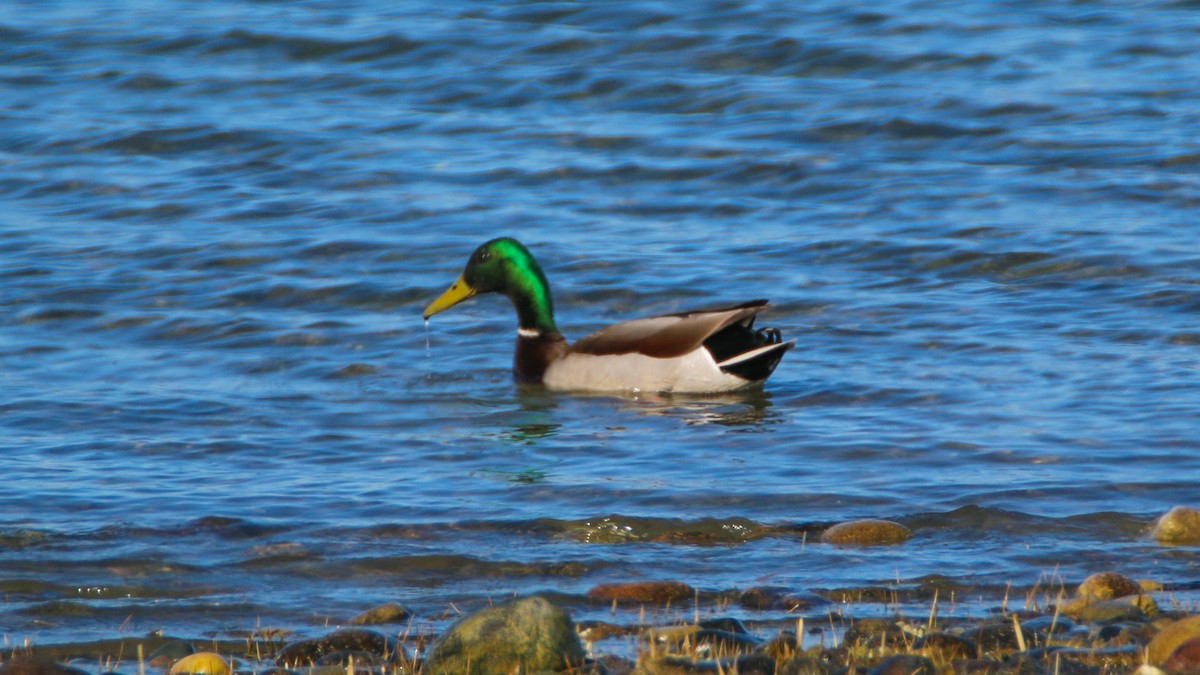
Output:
[588,580,695,605]
[1153,506,1200,546]
[0,658,89,675]
[424,595,585,675]
[820,520,911,546]
[739,586,827,611]
[147,641,195,668]
[347,602,411,626]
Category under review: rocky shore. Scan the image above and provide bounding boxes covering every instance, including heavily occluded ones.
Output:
[4,508,1199,675]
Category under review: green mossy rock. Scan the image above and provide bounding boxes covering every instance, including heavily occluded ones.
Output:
[424,596,585,675]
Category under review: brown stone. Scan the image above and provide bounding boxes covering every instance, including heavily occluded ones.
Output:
[1076,572,1142,601]
[1164,637,1200,674]
[588,580,695,605]
[1148,616,1200,666]
[820,520,911,546]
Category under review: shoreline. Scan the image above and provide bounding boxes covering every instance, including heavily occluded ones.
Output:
[6,569,1199,675]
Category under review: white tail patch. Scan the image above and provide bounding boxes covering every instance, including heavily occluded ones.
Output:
[716,342,791,369]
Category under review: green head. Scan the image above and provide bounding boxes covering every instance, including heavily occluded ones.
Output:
[423,237,558,333]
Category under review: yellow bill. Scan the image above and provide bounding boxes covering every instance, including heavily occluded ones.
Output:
[423,274,477,320]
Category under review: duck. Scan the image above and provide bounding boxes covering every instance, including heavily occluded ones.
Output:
[423,237,794,393]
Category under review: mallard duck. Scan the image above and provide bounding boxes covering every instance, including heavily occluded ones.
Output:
[423,237,794,393]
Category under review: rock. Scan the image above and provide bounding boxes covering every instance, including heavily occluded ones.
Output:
[739,586,827,612]
[1060,598,1149,623]
[820,520,911,546]
[424,595,585,675]
[1020,616,1074,635]
[1164,637,1200,674]
[579,620,633,642]
[0,658,90,675]
[347,602,410,626]
[966,623,1022,654]
[148,641,195,668]
[650,624,760,655]
[1076,572,1142,601]
[951,658,1003,674]
[777,657,835,675]
[691,629,762,654]
[914,632,977,661]
[1148,617,1200,666]
[588,581,695,605]
[168,653,230,675]
[275,629,400,667]
[1154,507,1200,546]
[842,618,905,649]
[870,654,936,675]
[1099,622,1156,647]
[758,631,801,660]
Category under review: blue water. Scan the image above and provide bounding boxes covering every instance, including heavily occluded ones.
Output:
[3,0,1200,655]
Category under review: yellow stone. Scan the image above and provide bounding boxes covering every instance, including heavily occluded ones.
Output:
[169,653,231,675]
[1153,506,1200,546]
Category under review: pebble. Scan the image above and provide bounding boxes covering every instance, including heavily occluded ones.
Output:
[1153,506,1200,546]
[820,520,912,546]
[424,595,585,675]
[587,580,695,605]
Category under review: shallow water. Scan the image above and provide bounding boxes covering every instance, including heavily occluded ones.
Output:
[3,0,1200,656]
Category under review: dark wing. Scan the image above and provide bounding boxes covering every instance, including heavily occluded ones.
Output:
[570,300,771,359]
